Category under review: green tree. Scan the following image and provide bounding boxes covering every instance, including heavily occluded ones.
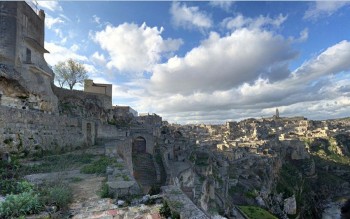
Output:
[53,59,88,90]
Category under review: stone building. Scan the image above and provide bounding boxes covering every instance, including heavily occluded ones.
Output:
[84,79,112,98]
[0,1,58,113]
[113,105,138,117]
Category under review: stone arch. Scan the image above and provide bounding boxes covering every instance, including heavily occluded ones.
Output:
[130,131,154,155]
[132,136,146,154]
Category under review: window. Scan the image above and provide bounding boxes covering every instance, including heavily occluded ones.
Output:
[23,15,28,29]
[26,48,31,63]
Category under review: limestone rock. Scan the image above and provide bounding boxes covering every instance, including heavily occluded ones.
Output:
[284,195,297,215]
[256,196,266,207]
[117,200,125,206]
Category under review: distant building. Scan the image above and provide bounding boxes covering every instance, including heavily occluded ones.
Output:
[84,79,112,97]
[113,105,138,117]
[138,113,162,126]
[276,108,280,118]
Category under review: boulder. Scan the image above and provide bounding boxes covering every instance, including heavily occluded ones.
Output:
[284,195,297,215]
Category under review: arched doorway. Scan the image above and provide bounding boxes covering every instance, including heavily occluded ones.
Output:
[132,136,146,153]
[132,136,157,194]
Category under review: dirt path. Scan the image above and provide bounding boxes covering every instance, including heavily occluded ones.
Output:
[70,175,105,204]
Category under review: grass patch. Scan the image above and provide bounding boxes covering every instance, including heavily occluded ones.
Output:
[99,182,112,198]
[69,177,83,183]
[122,174,130,181]
[80,157,118,174]
[20,153,96,175]
[238,206,278,219]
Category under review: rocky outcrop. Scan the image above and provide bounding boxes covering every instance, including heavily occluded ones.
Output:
[0,65,58,113]
[284,195,296,215]
[162,186,209,219]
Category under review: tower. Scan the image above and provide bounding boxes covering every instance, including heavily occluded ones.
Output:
[276,108,280,118]
[0,2,58,113]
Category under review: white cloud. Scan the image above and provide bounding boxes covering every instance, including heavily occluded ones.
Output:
[91,52,106,66]
[44,42,88,66]
[92,15,101,24]
[298,28,308,42]
[37,1,63,12]
[53,28,63,38]
[292,40,350,80]
[94,22,183,73]
[149,28,296,95]
[45,16,64,29]
[170,2,213,30]
[128,36,350,123]
[304,1,350,20]
[221,14,287,30]
[209,1,234,12]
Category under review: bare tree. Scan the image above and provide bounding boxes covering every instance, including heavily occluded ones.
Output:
[53,59,88,90]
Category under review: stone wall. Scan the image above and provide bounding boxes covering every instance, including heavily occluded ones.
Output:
[96,123,128,139]
[52,86,112,123]
[105,139,133,173]
[0,105,93,156]
[53,86,112,110]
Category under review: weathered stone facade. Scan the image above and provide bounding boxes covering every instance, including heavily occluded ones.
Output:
[0,105,95,155]
[0,2,58,113]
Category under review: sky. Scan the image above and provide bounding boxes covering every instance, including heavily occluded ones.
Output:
[27,1,350,124]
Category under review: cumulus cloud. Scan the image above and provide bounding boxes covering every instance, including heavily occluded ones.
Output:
[221,14,287,30]
[132,37,350,123]
[91,52,106,66]
[94,22,183,73]
[170,2,213,30]
[292,40,350,80]
[44,42,88,66]
[149,28,296,95]
[304,1,350,20]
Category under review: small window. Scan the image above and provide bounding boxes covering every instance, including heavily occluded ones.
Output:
[23,15,28,29]
[26,48,31,63]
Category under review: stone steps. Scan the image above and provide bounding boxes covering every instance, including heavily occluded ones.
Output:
[132,153,158,193]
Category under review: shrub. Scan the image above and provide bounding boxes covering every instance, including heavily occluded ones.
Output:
[0,179,33,195]
[41,184,73,210]
[159,201,172,218]
[99,182,112,198]
[159,201,181,219]
[0,192,42,218]
[3,138,13,144]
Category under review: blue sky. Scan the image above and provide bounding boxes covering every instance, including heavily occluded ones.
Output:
[29,1,350,124]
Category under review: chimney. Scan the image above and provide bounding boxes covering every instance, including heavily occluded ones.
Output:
[38,9,45,20]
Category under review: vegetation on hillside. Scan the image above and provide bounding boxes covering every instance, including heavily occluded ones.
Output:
[238,206,278,219]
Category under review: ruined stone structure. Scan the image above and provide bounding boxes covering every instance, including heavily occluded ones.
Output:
[84,79,112,106]
[113,105,138,117]
[0,106,96,156]
[0,2,58,113]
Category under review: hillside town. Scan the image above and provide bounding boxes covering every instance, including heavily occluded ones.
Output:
[1,2,350,219]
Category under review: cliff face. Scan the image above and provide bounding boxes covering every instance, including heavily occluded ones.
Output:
[173,133,350,218]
